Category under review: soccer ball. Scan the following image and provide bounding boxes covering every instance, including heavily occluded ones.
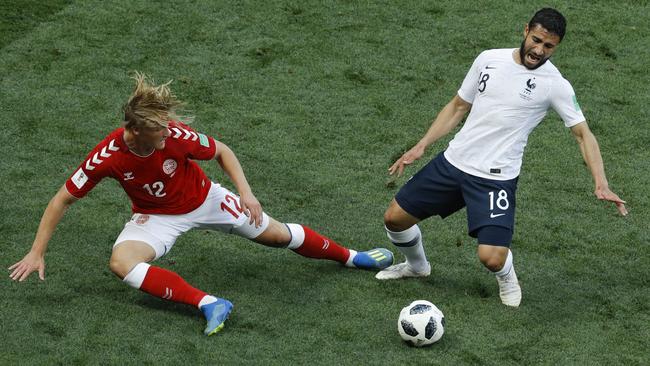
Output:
[397,300,445,347]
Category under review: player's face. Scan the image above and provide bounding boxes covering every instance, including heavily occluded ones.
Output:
[519,24,561,69]
[136,123,170,151]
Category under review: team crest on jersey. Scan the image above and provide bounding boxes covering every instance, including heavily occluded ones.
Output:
[519,77,536,101]
[162,159,178,175]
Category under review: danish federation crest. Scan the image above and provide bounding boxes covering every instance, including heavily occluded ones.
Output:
[163,159,178,175]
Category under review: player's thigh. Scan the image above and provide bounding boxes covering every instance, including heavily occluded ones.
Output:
[462,174,518,242]
[113,213,189,262]
[192,183,270,239]
[394,153,465,221]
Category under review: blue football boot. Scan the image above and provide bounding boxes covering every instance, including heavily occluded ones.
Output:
[352,248,394,270]
[200,298,233,336]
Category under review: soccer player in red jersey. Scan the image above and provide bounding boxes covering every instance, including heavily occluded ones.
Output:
[9,73,393,336]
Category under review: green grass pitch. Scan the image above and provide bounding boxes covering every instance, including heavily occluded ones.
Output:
[1,1,648,364]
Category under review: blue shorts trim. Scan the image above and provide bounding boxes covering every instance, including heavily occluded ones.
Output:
[476,225,513,247]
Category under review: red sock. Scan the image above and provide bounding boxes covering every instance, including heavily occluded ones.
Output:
[292,225,351,264]
[140,265,207,307]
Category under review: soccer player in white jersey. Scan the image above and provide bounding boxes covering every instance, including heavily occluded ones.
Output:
[9,73,393,335]
[375,8,627,307]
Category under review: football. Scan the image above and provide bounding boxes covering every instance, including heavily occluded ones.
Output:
[397,300,445,347]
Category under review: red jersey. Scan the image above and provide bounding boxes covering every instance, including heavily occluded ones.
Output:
[65,122,217,215]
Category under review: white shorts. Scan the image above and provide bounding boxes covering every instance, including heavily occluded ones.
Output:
[114,182,270,259]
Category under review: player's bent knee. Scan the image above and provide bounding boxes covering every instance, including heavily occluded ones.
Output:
[384,203,418,232]
[110,241,156,279]
[109,256,132,279]
[480,255,506,272]
[477,245,508,272]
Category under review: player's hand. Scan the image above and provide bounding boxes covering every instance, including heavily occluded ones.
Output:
[594,186,627,216]
[389,145,426,177]
[8,251,45,282]
[240,192,264,228]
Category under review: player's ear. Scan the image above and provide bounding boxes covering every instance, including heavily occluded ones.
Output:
[523,23,529,37]
[128,126,141,136]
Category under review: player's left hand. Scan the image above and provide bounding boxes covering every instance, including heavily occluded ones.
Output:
[240,192,264,227]
[8,251,45,282]
[594,186,627,216]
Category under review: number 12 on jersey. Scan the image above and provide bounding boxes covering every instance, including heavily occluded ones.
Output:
[143,182,167,197]
[221,194,244,218]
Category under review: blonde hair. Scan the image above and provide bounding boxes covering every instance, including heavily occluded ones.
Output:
[122,72,192,130]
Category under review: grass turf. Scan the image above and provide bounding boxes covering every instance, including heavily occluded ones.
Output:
[1,0,648,364]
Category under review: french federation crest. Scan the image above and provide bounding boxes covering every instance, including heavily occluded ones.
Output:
[519,77,536,101]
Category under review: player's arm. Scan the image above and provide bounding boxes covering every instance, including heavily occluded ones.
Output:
[9,185,79,281]
[390,95,471,176]
[570,121,627,216]
[214,140,263,227]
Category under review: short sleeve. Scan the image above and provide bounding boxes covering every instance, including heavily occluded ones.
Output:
[457,51,486,104]
[65,145,110,198]
[169,122,217,160]
[549,78,586,128]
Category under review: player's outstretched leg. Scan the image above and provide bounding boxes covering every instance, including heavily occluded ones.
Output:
[375,225,430,280]
[120,261,233,335]
[251,219,393,270]
[285,224,394,270]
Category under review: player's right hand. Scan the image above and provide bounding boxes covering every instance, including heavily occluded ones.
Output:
[8,251,45,282]
[389,145,426,177]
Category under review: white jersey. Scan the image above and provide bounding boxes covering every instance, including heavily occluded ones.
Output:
[444,48,585,180]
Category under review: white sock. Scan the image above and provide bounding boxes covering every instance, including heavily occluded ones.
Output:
[198,295,218,308]
[122,262,150,289]
[285,223,305,249]
[385,225,428,272]
[344,249,357,267]
[494,250,513,277]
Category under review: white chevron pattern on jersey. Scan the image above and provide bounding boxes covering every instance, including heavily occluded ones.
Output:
[170,127,198,141]
[85,139,119,171]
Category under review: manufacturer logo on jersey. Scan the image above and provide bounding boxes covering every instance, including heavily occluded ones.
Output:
[134,214,150,225]
[519,77,536,101]
[71,168,88,189]
[123,172,134,181]
[162,159,178,175]
[490,213,506,218]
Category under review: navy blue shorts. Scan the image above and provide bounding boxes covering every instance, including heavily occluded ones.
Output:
[395,152,518,247]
